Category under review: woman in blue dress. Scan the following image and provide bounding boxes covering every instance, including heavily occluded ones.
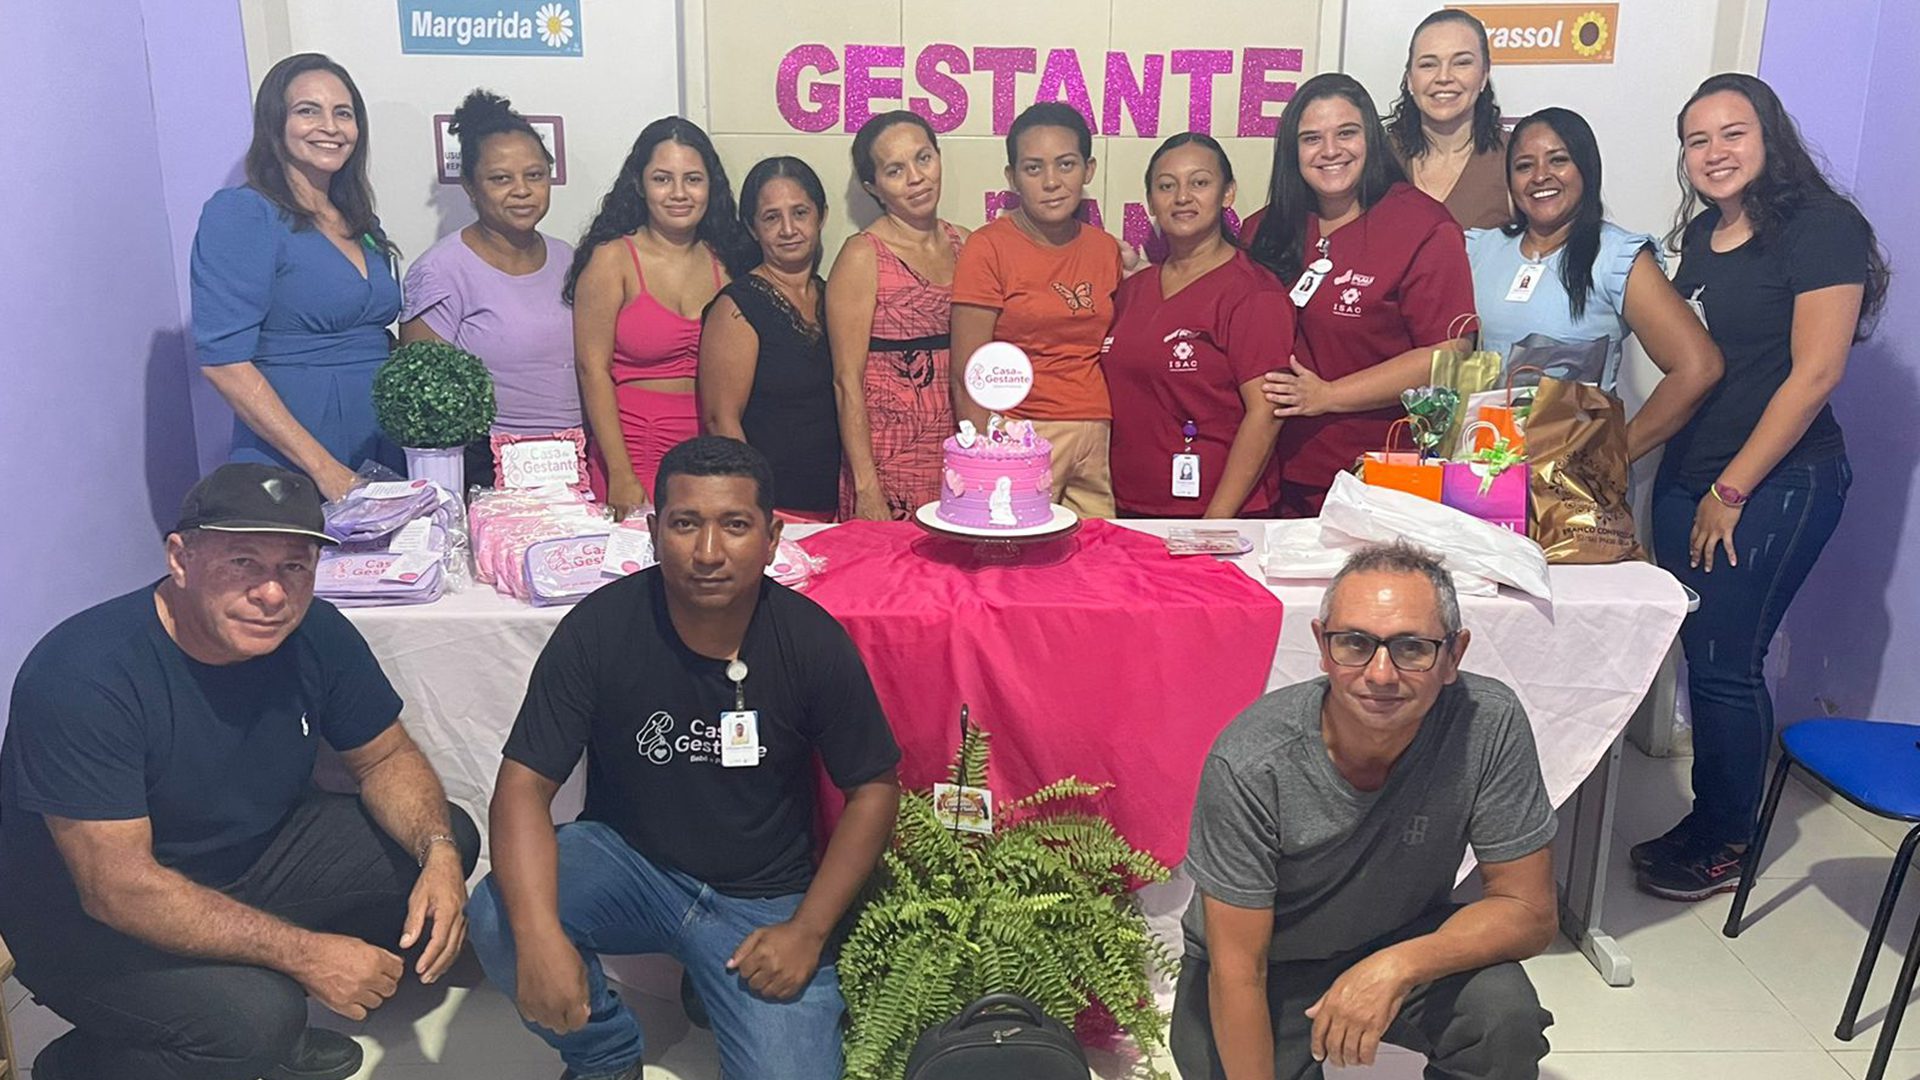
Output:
[192,53,401,499]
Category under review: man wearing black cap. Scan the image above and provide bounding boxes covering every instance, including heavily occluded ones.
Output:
[0,463,481,1080]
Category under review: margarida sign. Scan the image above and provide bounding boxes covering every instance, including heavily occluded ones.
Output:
[398,1,581,56]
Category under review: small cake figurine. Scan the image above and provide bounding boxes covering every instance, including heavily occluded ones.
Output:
[988,476,1016,525]
[936,343,1056,529]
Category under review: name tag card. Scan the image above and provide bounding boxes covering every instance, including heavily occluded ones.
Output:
[379,550,441,583]
[500,439,583,488]
[386,518,433,554]
[599,526,656,576]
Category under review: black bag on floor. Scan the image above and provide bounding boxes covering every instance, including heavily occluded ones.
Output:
[903,993,1092,1080]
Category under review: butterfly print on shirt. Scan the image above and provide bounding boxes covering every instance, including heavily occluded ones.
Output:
[1052,280,1096,312]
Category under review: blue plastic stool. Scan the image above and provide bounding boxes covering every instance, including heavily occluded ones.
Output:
[1723,718,1920,1080]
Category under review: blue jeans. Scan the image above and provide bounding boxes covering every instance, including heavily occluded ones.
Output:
[1651,456,1851,845]
[466,821,845,1080]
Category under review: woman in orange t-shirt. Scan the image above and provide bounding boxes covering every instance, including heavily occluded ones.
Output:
[950,102,1124,518]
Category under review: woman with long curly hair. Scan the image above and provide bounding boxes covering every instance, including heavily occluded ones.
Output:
[565,117,750,518]
[1633,73,1892,902]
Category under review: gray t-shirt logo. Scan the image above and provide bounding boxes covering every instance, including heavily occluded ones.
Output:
[1402,814,1430,846]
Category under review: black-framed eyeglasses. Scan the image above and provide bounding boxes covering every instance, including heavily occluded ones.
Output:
[1319,629,1457,672]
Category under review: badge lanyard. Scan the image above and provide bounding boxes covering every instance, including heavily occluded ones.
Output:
[1685,286,1709,330]
[1289,237,1333,308]
[721,659,760,768]
[1172,419,1201,499]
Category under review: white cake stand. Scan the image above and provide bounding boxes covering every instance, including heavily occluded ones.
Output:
[912,502,1080,563]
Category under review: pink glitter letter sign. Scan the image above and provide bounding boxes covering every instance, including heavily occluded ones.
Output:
[1237,47,1303,137]
[844,44,905,132]
[911,44,971,132]
[1103,51,1164,138]
[1034,48,1098,131]
[972,46,1038,134]
[1170,49,1234,133]
[778,44,840,133]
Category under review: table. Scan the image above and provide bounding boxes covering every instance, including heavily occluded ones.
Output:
[343,518,1685,986]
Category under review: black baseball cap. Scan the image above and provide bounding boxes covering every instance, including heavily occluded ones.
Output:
[175,463,337,546]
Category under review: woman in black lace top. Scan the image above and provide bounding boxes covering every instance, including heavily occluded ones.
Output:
[698,156,842,519]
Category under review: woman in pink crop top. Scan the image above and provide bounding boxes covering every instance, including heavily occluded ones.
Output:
[565,116,750,517]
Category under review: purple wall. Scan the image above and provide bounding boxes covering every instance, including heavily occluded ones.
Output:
[140,0,254,474]
[1763,0,1920,725]
[0,0,250,735]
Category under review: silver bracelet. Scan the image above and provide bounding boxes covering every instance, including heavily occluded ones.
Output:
[414,832,458,868]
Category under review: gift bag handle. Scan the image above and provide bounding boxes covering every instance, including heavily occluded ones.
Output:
[1381,417,1428,455]
[1504,363,1549,406]
[1447,312,1482,345]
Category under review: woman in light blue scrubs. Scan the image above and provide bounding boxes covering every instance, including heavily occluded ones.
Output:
[192,52,401,499]
[1465,106,1720,461]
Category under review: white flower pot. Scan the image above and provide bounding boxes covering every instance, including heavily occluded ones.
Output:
[404,445,465,495]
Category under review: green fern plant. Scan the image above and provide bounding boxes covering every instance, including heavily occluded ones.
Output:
[840,715,1173,1080]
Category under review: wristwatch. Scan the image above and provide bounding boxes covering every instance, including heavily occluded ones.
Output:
[414,832,458,867]
[1711,482,1750,508]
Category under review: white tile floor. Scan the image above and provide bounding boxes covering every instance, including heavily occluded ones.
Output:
[6,746,1918,1079]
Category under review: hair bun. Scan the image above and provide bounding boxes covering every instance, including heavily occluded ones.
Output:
[449,89,515,136]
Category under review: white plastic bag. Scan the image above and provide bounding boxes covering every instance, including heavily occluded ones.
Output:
[1263,517,1499,596]
[1317,472,1553,600]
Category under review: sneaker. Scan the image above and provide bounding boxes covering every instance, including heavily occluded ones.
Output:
[560,1064,646,1080]
[1629,816,1710,870]
[1637,841,1747,902]
[266,1027,365,1080]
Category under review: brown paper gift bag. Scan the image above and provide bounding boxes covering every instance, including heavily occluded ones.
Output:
[1525,376,1644,564]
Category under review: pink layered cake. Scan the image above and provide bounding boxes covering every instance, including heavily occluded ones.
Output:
[938,420,1054,528]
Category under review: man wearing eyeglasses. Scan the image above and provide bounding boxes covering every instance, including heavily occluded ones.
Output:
[1170,542,1558,1080]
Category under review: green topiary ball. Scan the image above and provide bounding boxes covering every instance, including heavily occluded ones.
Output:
[373,341,497,449]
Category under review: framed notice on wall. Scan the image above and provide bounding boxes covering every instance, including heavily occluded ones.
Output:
[433,114,567,185]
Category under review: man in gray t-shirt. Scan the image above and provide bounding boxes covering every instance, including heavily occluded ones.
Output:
[1171,543,1558,1080]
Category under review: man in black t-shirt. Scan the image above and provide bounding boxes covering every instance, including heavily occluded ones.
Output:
[0,464,480,1080]
[467,436,901,1080]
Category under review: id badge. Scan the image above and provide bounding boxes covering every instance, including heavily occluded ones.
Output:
[720,710,761,767]
[1684,287,1709,331]
[1505,262,1542,303]
[1289,258,1332,309]
[1172,452,1201,499]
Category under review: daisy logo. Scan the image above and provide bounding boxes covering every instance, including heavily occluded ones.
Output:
[536,3,575,49]
[1571,10,1609,57]
[1173,341,1195,361]
[1340,287,1361,305]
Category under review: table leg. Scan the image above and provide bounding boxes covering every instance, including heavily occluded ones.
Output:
[1557,732,1633,986]
[1627,638,1683,758]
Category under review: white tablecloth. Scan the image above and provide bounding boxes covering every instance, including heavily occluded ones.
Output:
[343,520,1687,843]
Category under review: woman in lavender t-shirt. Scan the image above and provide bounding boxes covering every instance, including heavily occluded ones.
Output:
[400,90,579,486]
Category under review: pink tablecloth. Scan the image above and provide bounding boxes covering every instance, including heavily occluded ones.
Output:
[800,520,1283,865]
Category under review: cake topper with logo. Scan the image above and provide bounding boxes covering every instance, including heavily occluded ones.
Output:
[963,341,1034,417]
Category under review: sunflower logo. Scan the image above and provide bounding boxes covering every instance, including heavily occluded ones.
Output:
[536,3,575,49]
[1571,10,1610,58]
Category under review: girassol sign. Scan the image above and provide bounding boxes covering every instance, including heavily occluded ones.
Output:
[398,1,582,56]
[1449,4,1617,65]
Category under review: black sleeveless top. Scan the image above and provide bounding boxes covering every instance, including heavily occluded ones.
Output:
[715,273,841,513]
